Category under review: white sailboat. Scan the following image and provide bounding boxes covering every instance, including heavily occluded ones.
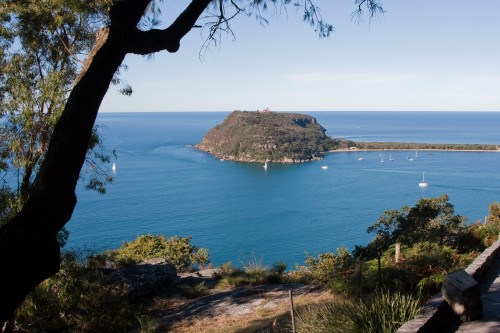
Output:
[263,161,268,169]
[418,172,428,188]
[389,153,394,161]
[112,163,116,173]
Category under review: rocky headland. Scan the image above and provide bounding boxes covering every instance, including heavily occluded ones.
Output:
[195,110,343,163]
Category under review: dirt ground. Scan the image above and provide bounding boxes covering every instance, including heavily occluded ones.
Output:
[156,283,336,333]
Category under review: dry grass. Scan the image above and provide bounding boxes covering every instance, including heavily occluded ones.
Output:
[159,289,337,333]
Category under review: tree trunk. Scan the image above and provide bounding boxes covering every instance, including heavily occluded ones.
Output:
[0,0,211,326]
[0,25,126,326]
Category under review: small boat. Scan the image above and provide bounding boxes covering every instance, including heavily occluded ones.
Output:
[415,151,420,158]
[418,172,428,188]
[263,162,268,169]
[321,165,328,170]
[380,155,384,163]
[389,153,394,161]
[358,157,365,161]
[112,163,116,172]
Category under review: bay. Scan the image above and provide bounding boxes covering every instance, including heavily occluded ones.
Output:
[67,111,500,268]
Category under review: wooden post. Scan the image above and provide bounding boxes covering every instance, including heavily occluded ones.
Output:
[377,252,382,286]
[395,242,401,263]
[354,261,362,299]
[289,289,296,333]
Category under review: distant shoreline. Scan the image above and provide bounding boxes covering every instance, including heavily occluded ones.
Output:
[328,139,499,154]
[329,148,499,153]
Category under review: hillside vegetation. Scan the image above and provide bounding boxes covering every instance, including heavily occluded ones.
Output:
[347,141,498,151]
[195,111,341,163]
[12,200,500,332]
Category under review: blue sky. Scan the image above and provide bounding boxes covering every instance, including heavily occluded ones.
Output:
[100,0,500,112]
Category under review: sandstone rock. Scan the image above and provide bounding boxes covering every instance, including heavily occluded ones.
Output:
[107,261,177,297]
[442,269,482,321]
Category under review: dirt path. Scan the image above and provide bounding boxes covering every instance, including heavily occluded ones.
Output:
[160,284,319,324]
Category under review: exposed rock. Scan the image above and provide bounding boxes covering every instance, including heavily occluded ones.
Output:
[195,110,341,163]
[160,284,320,323]
[107,260,177,297]
[177,268,219,280]
[176,269,220,288]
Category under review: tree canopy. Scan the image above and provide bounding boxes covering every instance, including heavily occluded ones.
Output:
[0,0,117,225]
[357,195,467,260]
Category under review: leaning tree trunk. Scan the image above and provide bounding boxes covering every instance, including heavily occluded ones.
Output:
[0,1,140,325]
[0,26,127,327]
[0,0,211,326]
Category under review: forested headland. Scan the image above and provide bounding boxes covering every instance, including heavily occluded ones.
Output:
[340,141,498,152]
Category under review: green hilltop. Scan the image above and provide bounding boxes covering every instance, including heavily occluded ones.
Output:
[195,110,342,163]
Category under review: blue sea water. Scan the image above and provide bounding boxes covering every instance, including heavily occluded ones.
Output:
[67,112,500,268]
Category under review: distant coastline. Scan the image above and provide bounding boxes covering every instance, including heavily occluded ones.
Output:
[329,148,499,153]
[330,140,499,153]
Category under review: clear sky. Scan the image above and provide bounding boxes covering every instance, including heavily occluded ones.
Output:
[99,0,500,112]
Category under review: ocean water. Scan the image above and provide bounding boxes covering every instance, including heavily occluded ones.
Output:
[67,112,500,267]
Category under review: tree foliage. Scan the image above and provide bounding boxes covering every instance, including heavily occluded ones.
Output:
[302,248,354,293]
[458,203,500,252]
[111,234,210,271]
[487,202,500,226]
[0,0,116,223]
[196,110,340,162]
[359,195,467,260]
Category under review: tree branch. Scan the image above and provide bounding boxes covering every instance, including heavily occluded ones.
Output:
[351,0,385,23]
[126,0,212,54]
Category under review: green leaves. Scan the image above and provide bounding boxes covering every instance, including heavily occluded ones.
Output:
[304,247,354,293]
[363,195,467,260]
[0,0,116,205]
[112,234,210,271]
[196,111,337,162]
[295,290,421,333]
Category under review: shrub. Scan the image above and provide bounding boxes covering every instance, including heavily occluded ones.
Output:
[346,290,422,333]
[460,221,500,252]
[111,234,210,271]
[361,242,471,292]
[295,300,350,333]
[295,290,421,333]
[216,260,288,288]
[302,248,354,294]
[15,251,138,333]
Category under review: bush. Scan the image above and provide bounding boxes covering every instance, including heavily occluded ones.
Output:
[111,234,210,271]
[301,248,354,294]
[460,221,500,252]
[14,251,138,333]
[346,290,422,333]
[295,290,421,333]
[216,260,288,288]
[362,242,472,292]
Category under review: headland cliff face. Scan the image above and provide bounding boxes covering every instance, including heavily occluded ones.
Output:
[195,110,340,163]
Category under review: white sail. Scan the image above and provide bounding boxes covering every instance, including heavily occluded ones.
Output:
[418,172,428,187]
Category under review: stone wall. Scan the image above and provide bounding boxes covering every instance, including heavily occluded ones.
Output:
[396,236,500,333]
